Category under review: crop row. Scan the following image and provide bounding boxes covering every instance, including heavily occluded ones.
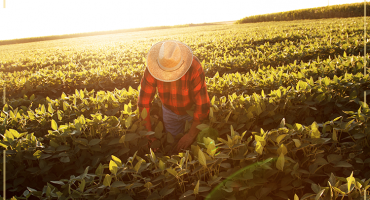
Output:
[1,63,368,139]
[1,17,368,101]
[0,51,368,108]
[1,90,369,199]
[1,54,368,114]
[1,61,369,194]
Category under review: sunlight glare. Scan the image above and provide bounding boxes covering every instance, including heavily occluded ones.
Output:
[0,0,364,40]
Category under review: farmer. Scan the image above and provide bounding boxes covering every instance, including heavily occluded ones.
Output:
[138,40,210,153]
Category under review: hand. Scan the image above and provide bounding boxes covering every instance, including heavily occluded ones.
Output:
[173,120,201,154]
[175,133,197,153]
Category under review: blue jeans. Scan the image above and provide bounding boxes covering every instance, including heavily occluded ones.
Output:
[162,105,193,137]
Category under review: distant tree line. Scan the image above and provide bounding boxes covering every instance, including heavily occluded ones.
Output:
[236,2,369,24]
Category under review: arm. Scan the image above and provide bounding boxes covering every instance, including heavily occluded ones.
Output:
[175,120,201,152]
[175,57,210,152]
[137,68,157,131]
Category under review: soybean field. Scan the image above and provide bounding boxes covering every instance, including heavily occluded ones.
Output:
[0,16,370,200]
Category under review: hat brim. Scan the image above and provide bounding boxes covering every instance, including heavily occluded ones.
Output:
[147,40,193,82]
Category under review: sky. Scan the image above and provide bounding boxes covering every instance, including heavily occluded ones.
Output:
[0,0,365,40]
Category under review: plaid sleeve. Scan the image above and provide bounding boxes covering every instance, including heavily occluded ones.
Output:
[137,68,157,121]
[191,57,210,122]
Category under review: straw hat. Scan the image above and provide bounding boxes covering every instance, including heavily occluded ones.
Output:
[146,40,193,82]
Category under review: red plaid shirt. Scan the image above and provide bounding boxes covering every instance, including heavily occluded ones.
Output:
[138,56,210,124]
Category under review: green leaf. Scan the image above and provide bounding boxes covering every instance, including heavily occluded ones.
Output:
[79,179,85,192]
[167,167,177,177]
[180,190,194,200]
[277,144,287,155]
[75,138,88,146]
[103,175,112,187]
[276,134,287,144]
[27,187,37,193]
[300,193,315,200]
[81,166,89,179]
[294,194,299,200]
[144,182,153,189]
[80,89,84,99]
[33,150,42,159]
[88,139,101,146]
[314,189,325,200]
[50,181,65,185]
[196,124,209,130]
[60,156,70,163]
[109,160,118,175]
[4,130,14,143]
[292,139,301,148]
[141,108,147,120]
[294,123,303,132]
[279,118,285,128]
[111,181,126,188]
[0,142,8,149]
[41,104,46,114]
[46,186,51,197]
[57,110,63,121]
[255,135,265,142]
[205,138,216,157]
[332,129,337,142]
[314,157,328,166]
[95,163,103,176]
[63,101,69,111]
[255,141,264,155]
[48,103,54,114]
[167,132,174,144]
[134,159,143,173]
[334,161,352,168]
[276,153,285,171]
[311,183,321,193]
[194,180,200,195]
[125,115,132,128]
[61,92,66,99]
[9,129,20,138]
[327,154,342,164]
[124,133,139,142]
[332,187,345,195]
[149,148,157,163]
[28,111,35,120]
[154,121,164,138]
[346,172,355,194]
[197,127,218,144]
[112,155,122,166]
[198,149,207,167]
[160,187,175,197]
[159,160,165,171]
[315,93,325,103]
[310,121,320,139]
[198,186,211,193]
[51,120,58,131]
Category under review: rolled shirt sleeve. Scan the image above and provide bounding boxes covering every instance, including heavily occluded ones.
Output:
[137,68,157,122]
